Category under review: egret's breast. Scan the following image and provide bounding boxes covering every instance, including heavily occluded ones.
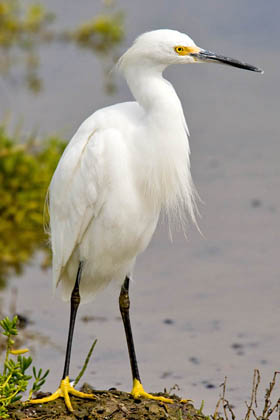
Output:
[84,186,159,265]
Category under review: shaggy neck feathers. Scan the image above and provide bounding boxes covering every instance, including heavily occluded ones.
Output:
[121,62,198,227]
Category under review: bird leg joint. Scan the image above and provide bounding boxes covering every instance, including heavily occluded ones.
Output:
[70,262,83,308]
[119,288,130,313]
[71,292,81,306]
[71,286,80,307]
[119,277,130,313]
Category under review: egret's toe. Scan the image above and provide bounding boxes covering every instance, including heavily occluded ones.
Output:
[29,376,95,412]
[131,378,174,404]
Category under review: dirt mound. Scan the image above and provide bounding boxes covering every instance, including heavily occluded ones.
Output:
[7,384,210,420]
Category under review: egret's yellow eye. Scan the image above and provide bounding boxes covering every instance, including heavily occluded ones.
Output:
[175,46,184,54]
[174,45,201,56]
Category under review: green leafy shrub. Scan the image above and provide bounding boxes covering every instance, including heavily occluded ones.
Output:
[0,0,54,91]
[72,13,124,53]
[0,126,66,283]
[0,315,49,418]
[0,0,124,92]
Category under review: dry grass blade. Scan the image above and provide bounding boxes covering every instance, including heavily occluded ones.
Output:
[213,377,235,420]
[213,377,226,420]
[214,370,280,420]
[262,371,280,420]
[245,369,260,420]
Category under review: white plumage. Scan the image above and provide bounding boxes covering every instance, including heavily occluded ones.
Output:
[28,28,264,413]
[48,29,262,303]
[49,30,198,303]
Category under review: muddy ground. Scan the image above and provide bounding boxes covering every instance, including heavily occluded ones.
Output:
[7,384,215,420]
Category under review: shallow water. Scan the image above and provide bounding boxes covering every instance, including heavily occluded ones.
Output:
[1,0,280,417]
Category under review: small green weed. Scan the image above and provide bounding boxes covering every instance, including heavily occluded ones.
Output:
[0,315,49,418]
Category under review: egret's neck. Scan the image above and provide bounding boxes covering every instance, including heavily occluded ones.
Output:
[122,64,196,227]
[124,65,183,119]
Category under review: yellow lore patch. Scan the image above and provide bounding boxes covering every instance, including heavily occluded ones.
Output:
[174,45,200,56]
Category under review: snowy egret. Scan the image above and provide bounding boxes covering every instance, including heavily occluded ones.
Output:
[30,29,262,411]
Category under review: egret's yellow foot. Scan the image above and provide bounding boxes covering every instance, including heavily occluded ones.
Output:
[131,378,174,403]
[29,376,95,412]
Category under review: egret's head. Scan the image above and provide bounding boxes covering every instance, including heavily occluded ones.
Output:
[118,29,263,74]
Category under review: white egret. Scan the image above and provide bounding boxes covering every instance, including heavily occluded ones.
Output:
[30,29,262,412]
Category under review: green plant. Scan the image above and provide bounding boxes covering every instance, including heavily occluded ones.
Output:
[74,338,97,387]
[0,126,67,284]
[0,315,49,418]
[0,0,124,93]
[28,367,50,400]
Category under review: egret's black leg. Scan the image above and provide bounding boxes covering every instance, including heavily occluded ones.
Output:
[30,261,95,411]
[119,276,141,382]
[62,261,83,379]
[119,276,173,403]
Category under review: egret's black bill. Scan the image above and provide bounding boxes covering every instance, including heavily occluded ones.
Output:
[191,50,263,73]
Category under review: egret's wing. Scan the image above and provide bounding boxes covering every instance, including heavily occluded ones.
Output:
[49,119,105,291]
